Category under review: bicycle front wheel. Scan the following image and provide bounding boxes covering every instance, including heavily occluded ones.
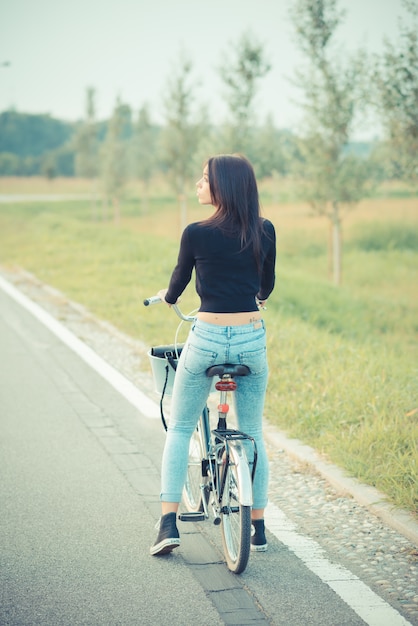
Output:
[220,455,252,574]
[182,411,208,512]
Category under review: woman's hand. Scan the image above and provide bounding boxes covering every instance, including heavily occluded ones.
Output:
[157,288,181,306]
[157,288,170,305]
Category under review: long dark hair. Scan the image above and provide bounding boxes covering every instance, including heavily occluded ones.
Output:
[203,154,264,267]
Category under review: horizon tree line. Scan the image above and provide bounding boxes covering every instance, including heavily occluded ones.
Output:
[0,0,416,284]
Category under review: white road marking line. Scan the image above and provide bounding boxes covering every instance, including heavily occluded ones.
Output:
[266,502,412,626]
[0,276,160,419]
[1,275,412,626]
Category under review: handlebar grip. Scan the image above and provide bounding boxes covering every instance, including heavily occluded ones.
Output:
[143,296,162,306]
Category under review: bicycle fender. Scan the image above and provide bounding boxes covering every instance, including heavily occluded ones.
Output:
[228,442,253,506]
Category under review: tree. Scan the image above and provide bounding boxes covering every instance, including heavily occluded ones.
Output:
[0,110,75,175]
[219,31,271,154]
[75,87,98,179]
[0,152,20,175]
[252,115,298,179]
[74,87,99,216]
[101,98,131,223]
[160,50,203,231]
[290,0,369,285]
[373,0,418,185]
[41,153,57,180]
[132,104,156,211]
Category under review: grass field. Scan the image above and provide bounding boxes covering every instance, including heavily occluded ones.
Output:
[0,177,417,513]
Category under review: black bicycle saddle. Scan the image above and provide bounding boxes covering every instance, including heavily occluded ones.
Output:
[205,364,251,378]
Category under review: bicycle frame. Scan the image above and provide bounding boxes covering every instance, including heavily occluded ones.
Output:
[145,294,259,573]
[212,432,255,507]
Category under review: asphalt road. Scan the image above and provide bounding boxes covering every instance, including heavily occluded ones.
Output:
[0,284,411,626]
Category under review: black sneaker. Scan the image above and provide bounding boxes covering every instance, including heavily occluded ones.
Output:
[150,512,180,556]
[251,519,267,552]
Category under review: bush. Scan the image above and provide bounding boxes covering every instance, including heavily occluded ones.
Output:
[350,222,418,251]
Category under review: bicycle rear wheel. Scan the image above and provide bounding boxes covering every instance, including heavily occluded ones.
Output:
[220,454,252,574]
[182,410,209,512]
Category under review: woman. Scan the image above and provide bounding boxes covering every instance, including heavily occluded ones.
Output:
[151,154,276,556]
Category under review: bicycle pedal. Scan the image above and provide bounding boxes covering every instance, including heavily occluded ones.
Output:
[178,512,206,522]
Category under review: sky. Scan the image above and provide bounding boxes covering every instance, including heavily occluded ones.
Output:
[0,0,407,138]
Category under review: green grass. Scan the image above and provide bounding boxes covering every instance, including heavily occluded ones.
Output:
[0,186,417,513]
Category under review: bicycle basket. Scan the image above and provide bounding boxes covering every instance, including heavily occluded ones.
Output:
[148,344,184,395]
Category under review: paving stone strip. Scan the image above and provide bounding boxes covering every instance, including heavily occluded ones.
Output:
[2,267,417,625]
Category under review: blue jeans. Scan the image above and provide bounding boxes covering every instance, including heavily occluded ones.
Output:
[161,318,269,509]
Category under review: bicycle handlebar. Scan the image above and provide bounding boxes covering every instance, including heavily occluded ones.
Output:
[143,296,162,307]
[144,293,266,322]
[143,296,196,322]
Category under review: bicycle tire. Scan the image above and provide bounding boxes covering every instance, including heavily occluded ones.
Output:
[220,454,252,574]
[182,410,209,512]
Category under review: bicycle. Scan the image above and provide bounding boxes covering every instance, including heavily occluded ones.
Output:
[144,295,258,574]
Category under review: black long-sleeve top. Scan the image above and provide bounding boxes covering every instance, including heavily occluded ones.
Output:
[165,219,276,313]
